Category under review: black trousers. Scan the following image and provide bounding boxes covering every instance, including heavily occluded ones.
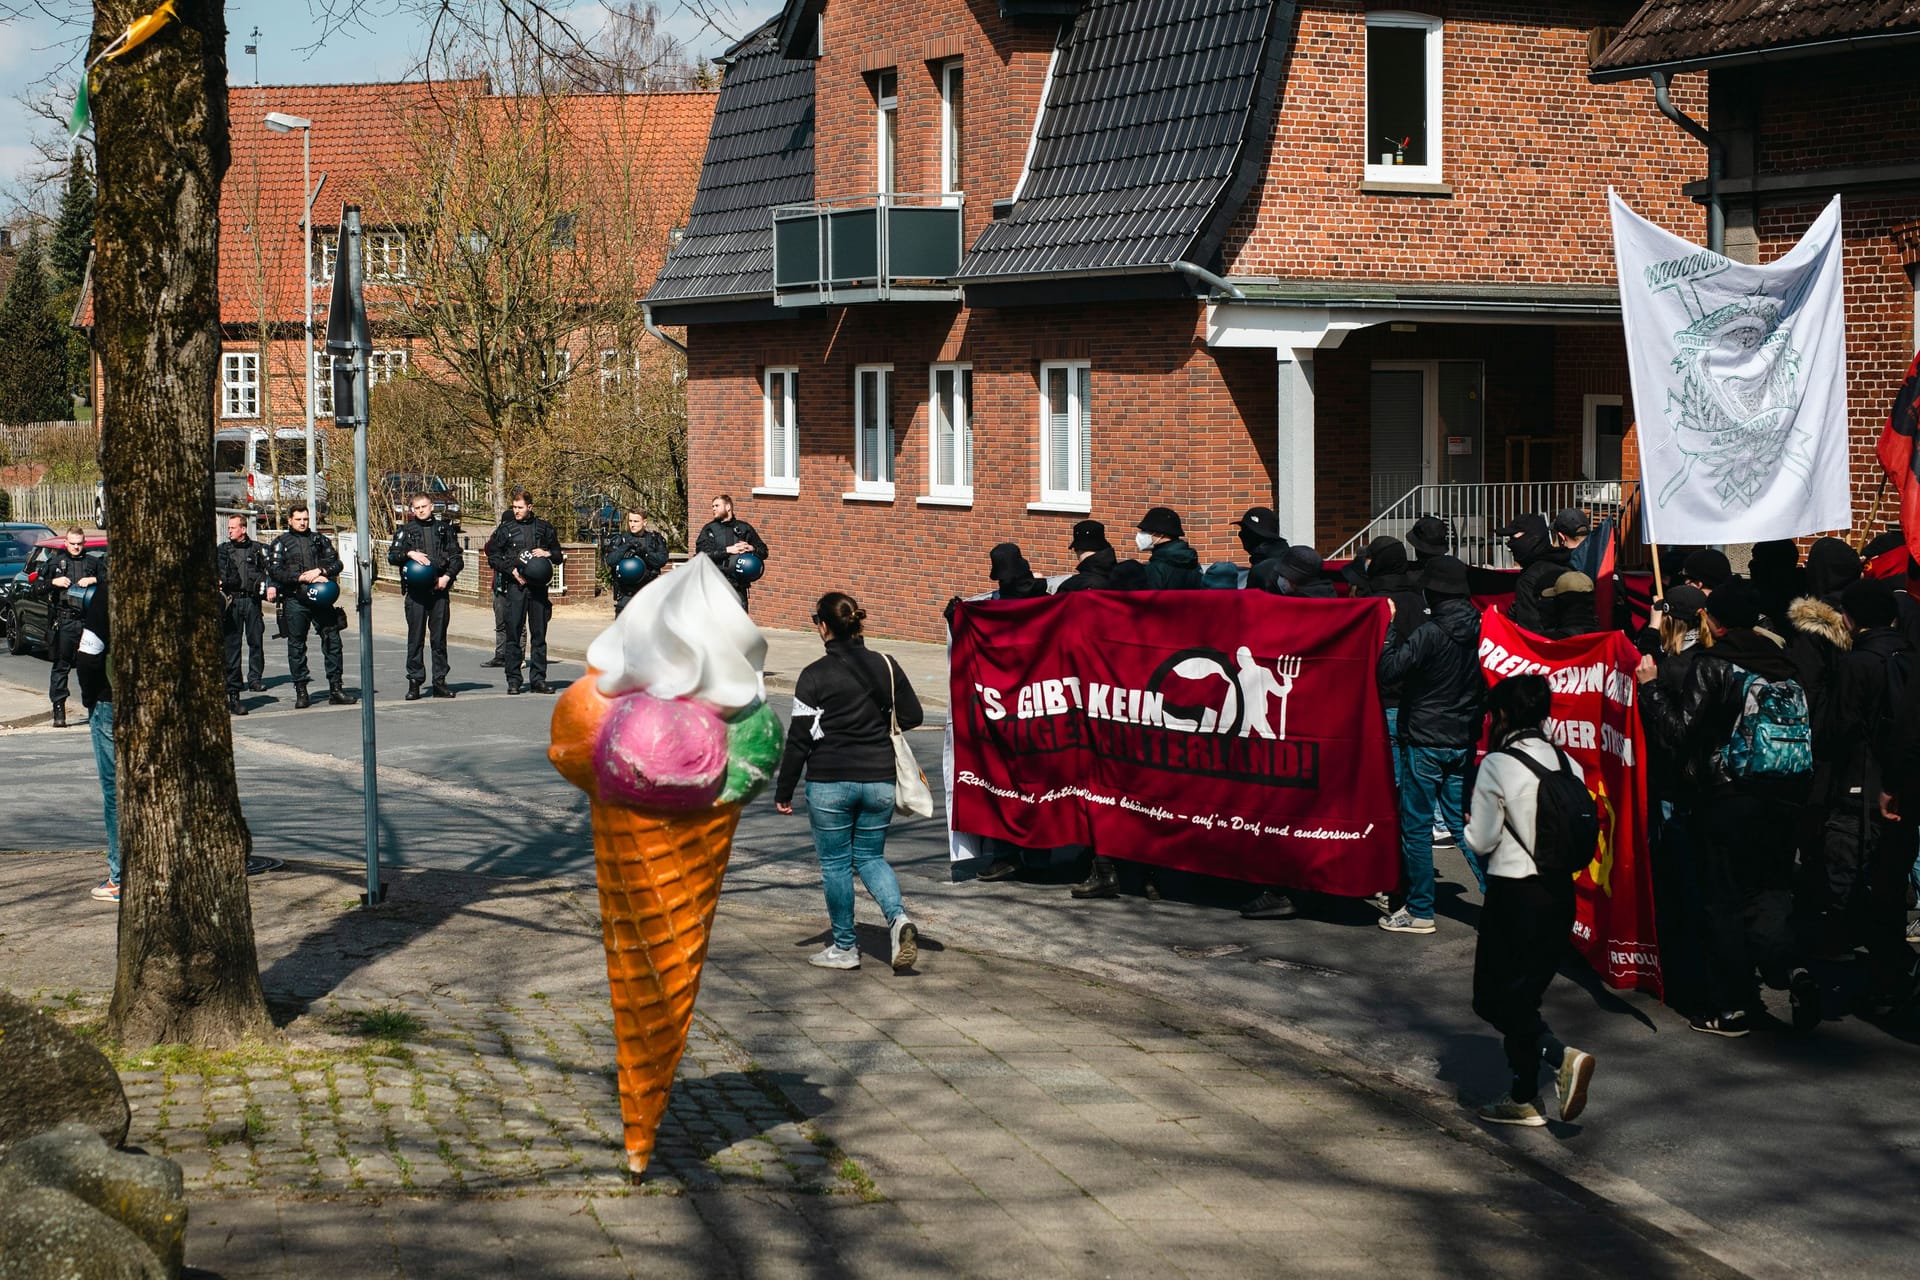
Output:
[501,585,550,682]
[1472,874,1575,1099]
[404,590,450,683]
[223,596,266,693]
[491,589,524,660]
[284,596,343,686]
[49,617,82,703]
[1694,786,1801,1012]
[613,588,636,616]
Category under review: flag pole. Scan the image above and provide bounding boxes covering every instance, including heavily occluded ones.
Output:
[1634,422,1666,601]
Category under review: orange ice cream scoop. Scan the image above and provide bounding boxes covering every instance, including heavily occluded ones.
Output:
[549,669,614,794]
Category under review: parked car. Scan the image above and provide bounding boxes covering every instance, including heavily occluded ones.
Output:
[214,427,330,518]
[377,473,463,530]
[4,534,107,656]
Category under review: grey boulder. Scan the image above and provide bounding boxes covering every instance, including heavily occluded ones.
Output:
[3,1124,186,1278]
[0,1165,166,1280]
[0,992,130,1151]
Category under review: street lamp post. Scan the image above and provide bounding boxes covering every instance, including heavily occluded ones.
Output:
[263,112,318,522]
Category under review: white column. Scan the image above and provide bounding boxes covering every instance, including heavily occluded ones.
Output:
[1276,353,1316,547]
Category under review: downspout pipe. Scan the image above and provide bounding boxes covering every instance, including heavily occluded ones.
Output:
[1650,71,1724,255]
[1170,259,1246,301]
[643,302,688,357]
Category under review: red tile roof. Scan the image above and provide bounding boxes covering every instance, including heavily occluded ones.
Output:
[1592,0,1920,79]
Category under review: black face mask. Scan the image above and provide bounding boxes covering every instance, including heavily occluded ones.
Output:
[1425,589,1453,612]
[1238,528,1264,557]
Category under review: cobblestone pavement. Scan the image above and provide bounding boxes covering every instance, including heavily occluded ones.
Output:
[3,854,1747,1279]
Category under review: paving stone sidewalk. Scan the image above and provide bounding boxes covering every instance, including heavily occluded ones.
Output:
[0,853,1740,1278]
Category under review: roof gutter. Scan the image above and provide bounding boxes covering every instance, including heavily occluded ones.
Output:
[1650,71,1724,255]
[1590,28,1920,84]
[643,302,688,357]
[1169,260,1245,301]
[959,259,1247,297]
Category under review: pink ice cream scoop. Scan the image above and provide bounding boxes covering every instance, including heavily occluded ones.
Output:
[593,691,729,811]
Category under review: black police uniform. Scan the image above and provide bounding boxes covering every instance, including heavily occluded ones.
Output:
[387,516,464,687]
[480,510,523,665]
[216,534,273,694]
[485,513,564,689]
[42,545,106,715]
[603,527,669,615]
[269,527,347,697]
[694,516,768,608]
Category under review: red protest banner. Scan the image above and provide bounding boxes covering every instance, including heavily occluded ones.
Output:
[1477,611,1662,999]
[949,592,1400,895]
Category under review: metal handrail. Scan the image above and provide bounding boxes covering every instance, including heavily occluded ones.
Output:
[1332,480,1646,570]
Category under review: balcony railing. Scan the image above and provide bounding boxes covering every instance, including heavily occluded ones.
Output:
[1332,481,1649,570]
[772,193,964,307]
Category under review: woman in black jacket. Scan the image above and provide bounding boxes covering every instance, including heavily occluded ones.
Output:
[775,592,926,973]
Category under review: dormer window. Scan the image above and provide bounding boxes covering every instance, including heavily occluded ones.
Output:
[873,70,898,197]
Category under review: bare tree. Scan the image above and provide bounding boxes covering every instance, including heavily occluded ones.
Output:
[92,0,272,1049]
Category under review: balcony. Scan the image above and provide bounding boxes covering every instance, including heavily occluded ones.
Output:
[772,193,964,307]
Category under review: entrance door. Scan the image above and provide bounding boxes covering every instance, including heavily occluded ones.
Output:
[1369,367,1425,516]
[1371,360,1485,504]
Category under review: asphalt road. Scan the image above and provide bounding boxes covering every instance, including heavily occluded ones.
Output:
[2,627,1916,1277]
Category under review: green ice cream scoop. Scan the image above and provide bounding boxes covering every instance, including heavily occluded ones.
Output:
[720,701,784,805]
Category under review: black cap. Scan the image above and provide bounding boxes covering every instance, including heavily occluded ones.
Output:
[1138,506,1184,539]
[1681,549,1733,589]
[1500,513,1549,542]
[1704,578,1762,628]
[1841,578,1899,629]
[1421,555,1471,596]
[1069,519,1109,553]
[1551,507,1591,538]
[1233,506,1280,541]
[1657,584,1708,622]
[1407,516,1449,557]
[988,542,1033,584]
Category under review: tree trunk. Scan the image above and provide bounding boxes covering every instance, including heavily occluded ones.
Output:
[492,444,506,512]
[94,0,272,1048]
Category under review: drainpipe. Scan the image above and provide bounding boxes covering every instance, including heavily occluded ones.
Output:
[1650,71,1724,255]
[1170,260,1246,301]
[642,302,688,357]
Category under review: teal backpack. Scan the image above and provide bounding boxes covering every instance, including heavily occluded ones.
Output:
[1724,672,1813,779]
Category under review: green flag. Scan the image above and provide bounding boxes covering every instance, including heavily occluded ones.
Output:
[67,76,89,142]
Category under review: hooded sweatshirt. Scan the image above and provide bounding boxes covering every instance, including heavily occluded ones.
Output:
[1142,538,1204,590]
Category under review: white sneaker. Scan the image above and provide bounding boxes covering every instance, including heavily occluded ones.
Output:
[1365,892,1392,914]
[1477,1092,1547,1127]
[889,916,919,972]
[1378,908,1436,935]
[808,944,860,970]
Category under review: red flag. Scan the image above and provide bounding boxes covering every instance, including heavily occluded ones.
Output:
[1879,347,1920,559]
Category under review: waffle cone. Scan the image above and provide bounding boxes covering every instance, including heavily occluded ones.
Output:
[588,797,742,1176]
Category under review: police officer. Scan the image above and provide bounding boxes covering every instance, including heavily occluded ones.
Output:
[269,501,355,708]
[485,489,563,695]
[479,507,522,668]
[694,493,768,609]
[388,491,464,700]
[43,525,104,728]
[216,514,275,716]
[603,507,669,615]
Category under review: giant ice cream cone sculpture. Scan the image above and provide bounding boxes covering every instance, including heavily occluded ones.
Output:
[549,556,782,1176]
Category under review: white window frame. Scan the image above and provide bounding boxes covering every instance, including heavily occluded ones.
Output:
[369,349,408,384]
[760,367,799,494]
[1582,393,1626,483]
[940,61,964,202]
[314,350,335,416]
[599,348,622,392]
[222,352,259,419]
[850,364,896,499]
[875,71,899,199]
[314,232,339,283]
[925,363,974,503]
[1363,12,1443,185]
[1036,361,1091,511]
[365,230,408,281]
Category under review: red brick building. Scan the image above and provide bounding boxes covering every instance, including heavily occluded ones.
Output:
[648,0,1705,640]
[1592,1,1920,536]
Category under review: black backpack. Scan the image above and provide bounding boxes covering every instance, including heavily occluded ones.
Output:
[1497,737,1600,878]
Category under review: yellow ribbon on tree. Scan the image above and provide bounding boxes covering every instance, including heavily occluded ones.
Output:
[68,1,180,140]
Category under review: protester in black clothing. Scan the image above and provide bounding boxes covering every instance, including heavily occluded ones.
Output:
[1541,571,1600,640]
[1233,506,1288,588]
[1549,507,1601,576]
[1680,548,1734,594]
[1134,506,1203,590]
[1636,580,1813,1036]
[1641,583,1714,1012]
[694,493,768,609]
[42,525,104,727]
[1501,514,1570,635]
[75,577,118,901]
[604,508,670,615]
[1406,515,1450,569]
[216,515,275,715]
[269,502,353,709]
[388,492,464,700]
[989,542,1050,599]
[1108,560,1149,591]
[1256,545,1335,598]
[1784,536,1861,722]
[1750,539,1807,633]
[1056,520,1116,593]
[485,489,564,695]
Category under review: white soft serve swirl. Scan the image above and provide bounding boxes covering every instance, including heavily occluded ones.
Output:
[586,554,768,716]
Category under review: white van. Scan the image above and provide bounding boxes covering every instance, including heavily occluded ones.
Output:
[213,428,330,517]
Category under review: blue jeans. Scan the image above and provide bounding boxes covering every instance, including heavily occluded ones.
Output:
[90,701,118,885]
[1397,743,1482,918]
[1384,706,1404,791]
[806,779,905,950]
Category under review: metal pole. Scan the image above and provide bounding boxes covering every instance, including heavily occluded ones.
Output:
[302,125,316,529]
[343,211,382,907]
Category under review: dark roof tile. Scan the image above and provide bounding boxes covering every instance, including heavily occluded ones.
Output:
[1593,0,1920,77]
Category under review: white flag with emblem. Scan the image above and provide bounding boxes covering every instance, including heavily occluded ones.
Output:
[1610,191,1850,543]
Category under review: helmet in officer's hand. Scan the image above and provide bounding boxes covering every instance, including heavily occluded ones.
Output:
[304,578,341,607]
[728,551,765,584]
[614,556,648,587]
[517,550,555,587]
[66,584,96,613]
[402,559,439,588]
